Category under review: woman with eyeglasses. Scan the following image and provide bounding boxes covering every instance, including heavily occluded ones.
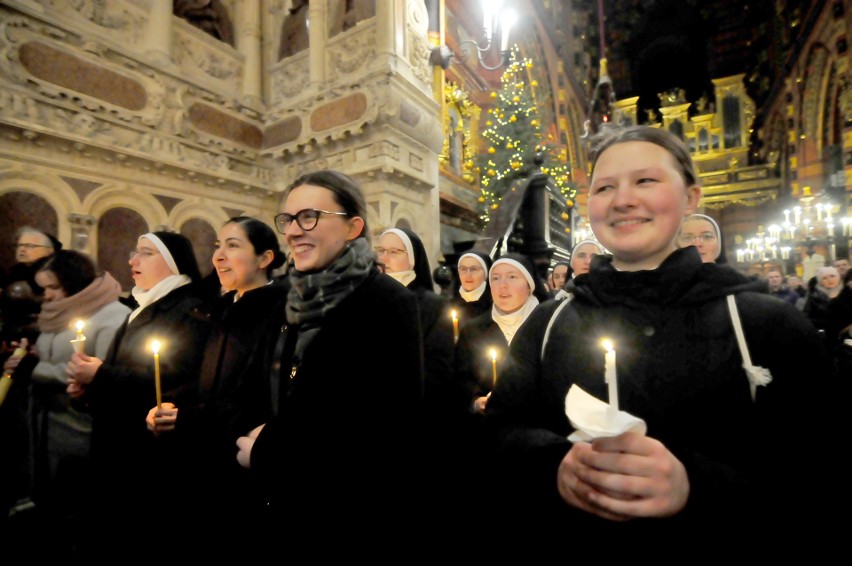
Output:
[453,251,493,320]
[677,213,726,263]
[374,227,458,514]
[234,171,423,541]
[482,126,832,545]
[64,231,211,555]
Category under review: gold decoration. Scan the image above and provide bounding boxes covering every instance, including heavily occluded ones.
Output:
[491,203,499,210]
[509,115,517,122]
[488,147,496,154]
[487,169,496,177]
[531,80,538,87]
[478,196,486,203]
[565,199,574,208]
[564,227,571,233]
[561,212,570,220]
[512,95,520,103]
[530,119,539,127]
[490,91,497,98]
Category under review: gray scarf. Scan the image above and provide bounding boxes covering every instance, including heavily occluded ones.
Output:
[286,238,374,360]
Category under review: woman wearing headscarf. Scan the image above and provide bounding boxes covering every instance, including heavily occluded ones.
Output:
[65,231,211,554]
[376,227,456,513]
[455,253,548,417]
[453,250,493,320]
[677,213,727,263]
[450,253,549,523]
[804,265,843,334]
[548,260,571,298]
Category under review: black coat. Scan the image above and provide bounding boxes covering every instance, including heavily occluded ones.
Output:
[454,311,507,410]
[249,269,423,532]
[84,284,211,528]
[483,248,837,546]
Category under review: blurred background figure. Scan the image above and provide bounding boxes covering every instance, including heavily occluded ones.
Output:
[453,250,493,320]
[766,269,799,306]
[5,251,128,557]
[1,227,61,346]
[677,213,725,263]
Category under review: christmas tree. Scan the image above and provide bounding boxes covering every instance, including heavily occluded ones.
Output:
[478,46,576,225]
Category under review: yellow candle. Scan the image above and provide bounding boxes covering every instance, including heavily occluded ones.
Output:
[71,319,87,354]
[489,348,498,387]
[151,340,162,410]
[601,339,618,411]
[451,310,459,343]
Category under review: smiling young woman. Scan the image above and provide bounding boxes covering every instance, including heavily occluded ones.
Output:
[483,126,833,546]
[234,170,423,540]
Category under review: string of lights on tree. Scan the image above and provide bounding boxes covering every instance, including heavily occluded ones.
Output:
[477,45,576,225]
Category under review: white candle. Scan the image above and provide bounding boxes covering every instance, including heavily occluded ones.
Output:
[816,204,823,221]
[71,319,87,354]
[601,339,618,411]
[451,310,459,343]
[151,340,162,410]
[783,209,791,223]
[794,207,802,224]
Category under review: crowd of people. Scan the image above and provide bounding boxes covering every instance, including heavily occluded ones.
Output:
[0,127,848,555]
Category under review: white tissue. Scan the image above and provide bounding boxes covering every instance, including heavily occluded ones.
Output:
[565,384,647,442]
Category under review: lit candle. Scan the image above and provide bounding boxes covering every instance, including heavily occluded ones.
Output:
[71,319,87,354]
[489,348,498,387]
[451,310,459,343]
[828,223,835,237]
[151,340,162,410]
[793,206,802,225]
[783,209,791,223]
[601,339,618,411]
[816,203,824,221]
[736,249,744,263]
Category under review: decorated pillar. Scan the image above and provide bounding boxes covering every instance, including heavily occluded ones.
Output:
[144,0,174,66]
[308,0,327,89]
[236,0,263,108]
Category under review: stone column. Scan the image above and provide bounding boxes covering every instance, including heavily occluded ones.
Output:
[144,0,174,67]
[308,1,326,89]
[375,0,399,59]
[236,0,263,108]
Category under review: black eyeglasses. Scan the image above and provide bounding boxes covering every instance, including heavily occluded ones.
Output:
[274,208,350,233]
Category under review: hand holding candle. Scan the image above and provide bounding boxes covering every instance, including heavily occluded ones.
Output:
[451,310,459,343]
[71,319,87,354]
[151,339,162,410]
[601,339,618,411]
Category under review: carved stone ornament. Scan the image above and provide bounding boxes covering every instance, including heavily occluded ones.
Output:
[330,32,374,76]
[272,52,309,102]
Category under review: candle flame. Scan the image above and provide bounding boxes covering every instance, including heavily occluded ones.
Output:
[451,309,458,322]
[601,339,614,353]
[75,320,84,332]
[151,340,161,355]
[489,348,497,361]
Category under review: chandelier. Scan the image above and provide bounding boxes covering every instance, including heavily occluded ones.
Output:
[430,0,517,71]
[735,187,850,264]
